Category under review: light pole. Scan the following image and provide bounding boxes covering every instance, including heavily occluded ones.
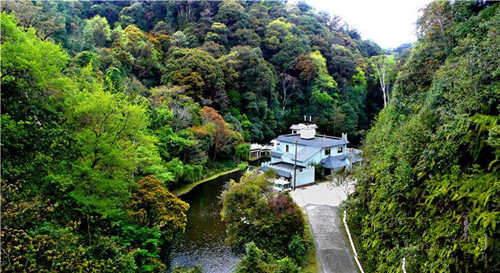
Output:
[293,139,298,190]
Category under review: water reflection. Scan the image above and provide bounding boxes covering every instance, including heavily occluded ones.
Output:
[170,171,242,273]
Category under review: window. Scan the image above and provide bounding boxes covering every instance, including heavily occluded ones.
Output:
[338,146,343,153]
[286,145,289,153]
[325,148,331,156]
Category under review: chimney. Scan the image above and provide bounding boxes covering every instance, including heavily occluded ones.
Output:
[300,124,316,139]
[342,133,348,141]
[304,115,307,122]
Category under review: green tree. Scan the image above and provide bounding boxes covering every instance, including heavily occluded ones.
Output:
[83,15,111,48]
[171,30,188,48]
[235,242,270,273]
[369,54,396,107]
[65,77,161,217]
[163,48,225,105]
[347,3,500,272]
[222,172,306,255]
[214,0,251,31]
[129,176,189,238]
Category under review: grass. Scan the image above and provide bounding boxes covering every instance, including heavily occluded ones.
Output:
[173,166,243,196]
[303,215,320,273]
[340,208,363,273]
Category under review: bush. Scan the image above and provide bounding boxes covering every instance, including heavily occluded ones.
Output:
[237,162,248,171]
[236,143,250,161]
[171,264,204,273]
[221,172,306,256]
[235,242,302,273]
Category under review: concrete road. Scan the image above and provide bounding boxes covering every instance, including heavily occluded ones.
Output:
[290,182,359,273]
[290,182,351,207]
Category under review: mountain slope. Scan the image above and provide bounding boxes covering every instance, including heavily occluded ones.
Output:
[347,2,500,272]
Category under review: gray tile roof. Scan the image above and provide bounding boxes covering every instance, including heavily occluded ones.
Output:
[321,155,347,169]
[271,162,305,170]
[296,146,321,162]
[347,152,363,163]
[277,134,348,148]
[261,165,292,178]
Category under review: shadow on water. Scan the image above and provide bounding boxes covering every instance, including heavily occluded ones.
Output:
[168,170,243,273]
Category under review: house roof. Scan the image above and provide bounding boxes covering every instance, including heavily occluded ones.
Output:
[271,162,305,171]
[261,165,292,178]
[321,155,347,169]
[290,123,318,130]
[250,143,274,151]
[277,134,349,148]
[296,146,321,162]
[347,149,363,163]
[290,124,307,130]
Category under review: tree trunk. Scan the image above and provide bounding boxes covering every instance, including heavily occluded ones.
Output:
[87,213,92,244]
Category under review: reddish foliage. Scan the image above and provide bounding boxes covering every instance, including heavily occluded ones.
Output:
[291,54,318,81]
[268,193,299,218]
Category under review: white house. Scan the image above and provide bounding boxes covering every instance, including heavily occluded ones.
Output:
[261,122,362,187]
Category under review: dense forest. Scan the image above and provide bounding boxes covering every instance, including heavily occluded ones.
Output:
[1,0,394,272]
[5,0,498,272]
[347,1,500,272]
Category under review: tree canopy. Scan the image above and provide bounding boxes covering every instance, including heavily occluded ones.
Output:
[347,2,500,272]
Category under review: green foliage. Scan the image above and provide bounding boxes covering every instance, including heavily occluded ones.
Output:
[1,12,71,92]
[222,172,307,259]
[347,3,500,272]
[310,50,338,92]
[65,84,158,217]
[163,48,225,104]
[172,264,204,273]
[235,242,302,273]
[238,162,249,171]
[129,176,189,239]
[236,143,251,161]
[1,0,400,271]
[83,15,111,48]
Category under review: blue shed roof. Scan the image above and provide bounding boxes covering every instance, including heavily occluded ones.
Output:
[296,146,321,162]
[261,165,292,178]
[347,152,363,163]
[321,155,347,169]
[271,162,304,170]
[277,134,348,148]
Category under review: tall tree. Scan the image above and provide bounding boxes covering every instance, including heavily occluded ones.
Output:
[370,55,396,108]
[278,73,301,114]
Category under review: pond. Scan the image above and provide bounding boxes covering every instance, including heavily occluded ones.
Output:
[170,170,243,272]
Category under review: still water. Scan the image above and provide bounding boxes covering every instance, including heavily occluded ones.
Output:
[170,171,243,272]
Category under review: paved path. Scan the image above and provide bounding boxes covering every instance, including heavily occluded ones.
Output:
[290,182,350,207]
[290,182,359,273]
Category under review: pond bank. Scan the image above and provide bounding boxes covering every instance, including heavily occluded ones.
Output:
[173,167,242,197]
[170,170,243,272]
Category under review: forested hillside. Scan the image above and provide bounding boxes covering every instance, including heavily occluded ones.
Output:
[2,0,394,143]
[1,0,393,272]
[347,1,500,272]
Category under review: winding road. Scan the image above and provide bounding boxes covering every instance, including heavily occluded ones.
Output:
[290,183,359,273]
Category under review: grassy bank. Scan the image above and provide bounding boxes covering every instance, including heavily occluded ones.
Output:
[173,162,247,196]
[303,218,320,273]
